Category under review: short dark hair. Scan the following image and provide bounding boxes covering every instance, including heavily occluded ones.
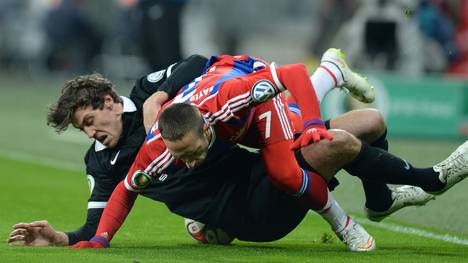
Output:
[47,73,122,133]
[158,103,205,141]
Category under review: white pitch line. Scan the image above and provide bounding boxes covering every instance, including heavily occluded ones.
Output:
[354,215,468,246]
[307,212,468,246]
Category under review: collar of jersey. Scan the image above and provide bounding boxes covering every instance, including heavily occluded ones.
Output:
[94,96,136,152]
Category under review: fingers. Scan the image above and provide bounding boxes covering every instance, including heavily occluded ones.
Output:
[9,228,28,238]
[12,223,31,229]
[7,234,26,244]
[28,220,49,228]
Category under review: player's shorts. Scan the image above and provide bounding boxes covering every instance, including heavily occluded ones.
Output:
[205,147,308,242]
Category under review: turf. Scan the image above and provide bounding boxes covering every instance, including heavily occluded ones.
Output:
[1,154,468,262]
[2,77,468,262]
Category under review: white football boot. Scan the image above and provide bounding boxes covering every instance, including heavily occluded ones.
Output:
[429,140,468,195]
[365,185,435,222]
[321,48,375,103]
[335,216,376,252]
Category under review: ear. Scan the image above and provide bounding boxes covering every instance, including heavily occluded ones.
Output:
[103,95,114,109]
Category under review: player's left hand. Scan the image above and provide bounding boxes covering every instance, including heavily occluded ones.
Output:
[69,236,109,249]
[291,119,333,150]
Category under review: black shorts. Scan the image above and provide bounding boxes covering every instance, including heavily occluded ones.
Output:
[208,149,308,242]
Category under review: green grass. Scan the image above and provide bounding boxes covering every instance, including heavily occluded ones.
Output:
[2,77,468,262]
[1,156,468,262]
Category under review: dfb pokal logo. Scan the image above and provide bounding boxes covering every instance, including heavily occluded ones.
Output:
[252,80,276,103]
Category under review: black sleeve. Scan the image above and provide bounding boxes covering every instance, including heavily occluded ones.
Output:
[65,171,119,244]
[66,208,103,245]
[157,54,208,99]
[129,54,208,109]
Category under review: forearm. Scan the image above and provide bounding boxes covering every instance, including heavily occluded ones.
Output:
[95,182,138,241]
[158,54,208,99]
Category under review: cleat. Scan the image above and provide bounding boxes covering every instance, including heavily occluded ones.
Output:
[429,140,468,195]
[335,216,376,252]
[365,185,435,222]
[321,48,375,103]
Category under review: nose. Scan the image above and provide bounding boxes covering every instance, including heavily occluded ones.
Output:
[83,126,96,139]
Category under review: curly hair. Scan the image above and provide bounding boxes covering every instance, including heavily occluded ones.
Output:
[47,73,122,133]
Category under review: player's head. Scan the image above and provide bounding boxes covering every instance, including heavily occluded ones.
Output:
[47,73,124,148]
[159,103,211,169]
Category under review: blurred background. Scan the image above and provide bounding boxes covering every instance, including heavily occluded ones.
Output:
[1,0,468,237]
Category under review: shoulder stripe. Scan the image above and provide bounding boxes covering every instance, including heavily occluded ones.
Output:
[203,91,252,124]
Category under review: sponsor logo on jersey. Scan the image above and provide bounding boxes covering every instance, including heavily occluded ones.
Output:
[251,80,276,103]
[110,150,120,165]
[147,69,166,83]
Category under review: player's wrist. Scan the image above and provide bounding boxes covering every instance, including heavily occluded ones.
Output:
[90,236,110,248]
[53,231,69,246]
[303,118,325,129]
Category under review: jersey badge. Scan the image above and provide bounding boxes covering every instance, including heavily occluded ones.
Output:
[252,80,276,103]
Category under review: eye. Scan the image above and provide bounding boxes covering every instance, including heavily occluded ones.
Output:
[84,117,94,127]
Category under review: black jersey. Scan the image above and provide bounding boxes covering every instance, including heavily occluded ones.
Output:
[66,55,208,244]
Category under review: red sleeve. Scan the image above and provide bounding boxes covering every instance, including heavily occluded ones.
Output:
[273,63,321,122]
[95,181,138,241]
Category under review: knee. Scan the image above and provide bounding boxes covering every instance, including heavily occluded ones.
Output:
[327,129,361,155]
[363,109,386,140]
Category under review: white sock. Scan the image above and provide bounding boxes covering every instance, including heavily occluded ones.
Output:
[310,61,345,103]
[317,191,349,232]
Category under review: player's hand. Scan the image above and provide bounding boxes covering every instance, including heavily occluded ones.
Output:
[291,120,333,150]
[143,91,169,133]
[69,236,109,249]
[7,220,68,246]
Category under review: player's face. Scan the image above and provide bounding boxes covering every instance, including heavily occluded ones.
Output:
[164,125,211,169]
[72,95,123,148]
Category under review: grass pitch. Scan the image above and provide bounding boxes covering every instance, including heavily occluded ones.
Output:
[1,156,468,263]
[1,76,468,262]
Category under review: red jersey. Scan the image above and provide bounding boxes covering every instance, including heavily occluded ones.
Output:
[94,55,327,242]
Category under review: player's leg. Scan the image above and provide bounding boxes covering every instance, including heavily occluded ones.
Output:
[310,48,375,103]
[299,125,468,197]
[326,109,434,221]
[254,96,375,252]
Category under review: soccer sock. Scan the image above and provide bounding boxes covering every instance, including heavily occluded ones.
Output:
[310,61,344,103]
[317,192,349,232]
[361,129,393,211]
[300,171,329,211]
[344,141,445,192]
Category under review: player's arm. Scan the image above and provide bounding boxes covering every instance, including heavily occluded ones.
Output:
[132,55,208,132]
[215,62,331,147]
[7,171,118,246]
[70,140,170,248]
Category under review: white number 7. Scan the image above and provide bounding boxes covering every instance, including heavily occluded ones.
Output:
[258,111,271,139]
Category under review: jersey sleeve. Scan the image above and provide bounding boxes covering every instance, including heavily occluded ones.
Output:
[65,169,119,244]
[202,63,321,125]
[92,136,172,242]
[129,54,208,109]
[124,135,173,191]
[158,54,208,99]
